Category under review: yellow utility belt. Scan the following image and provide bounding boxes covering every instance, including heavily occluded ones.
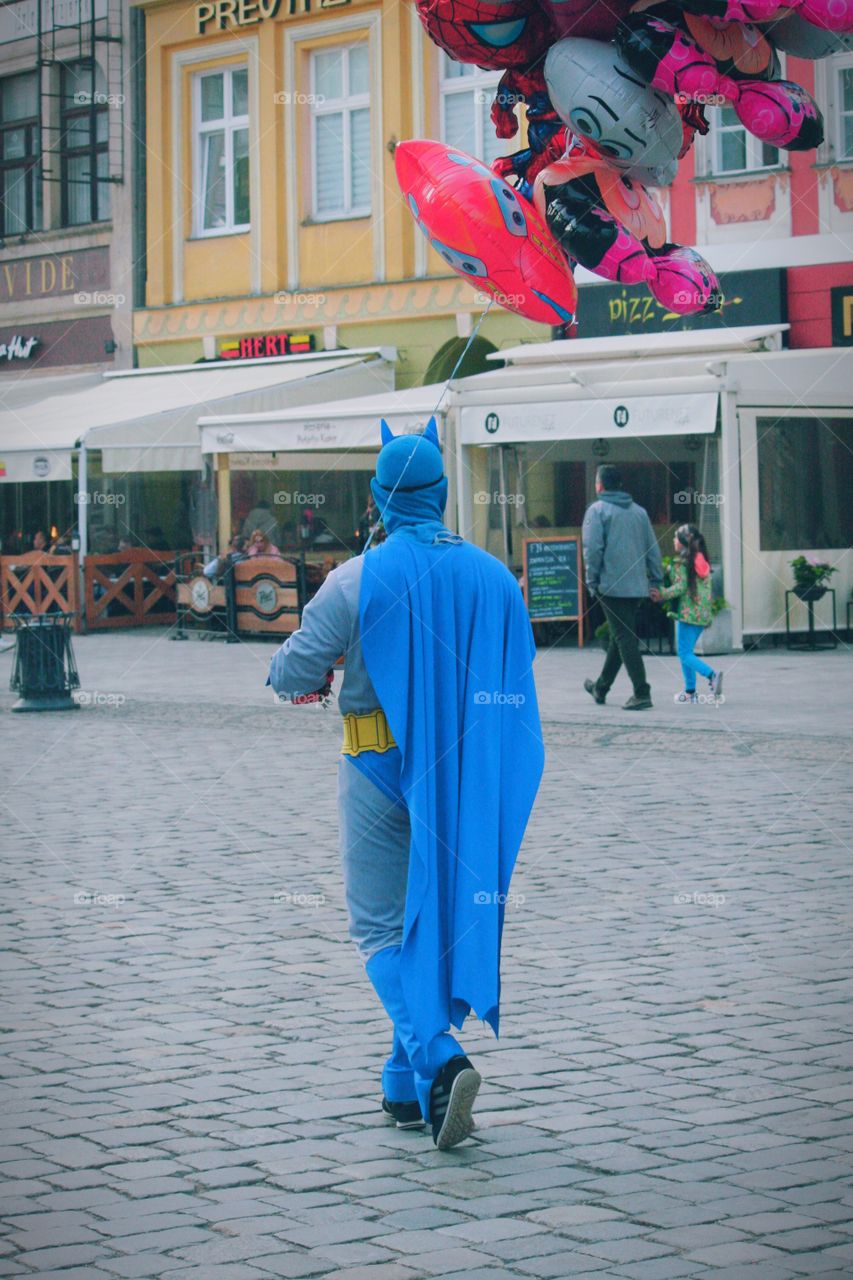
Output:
[341,709,397,756]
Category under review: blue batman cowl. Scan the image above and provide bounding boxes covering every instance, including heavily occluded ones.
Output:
[370,417,457,545]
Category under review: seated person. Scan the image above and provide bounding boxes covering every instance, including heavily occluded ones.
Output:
[247,529,281,558]
[203,535,248,579]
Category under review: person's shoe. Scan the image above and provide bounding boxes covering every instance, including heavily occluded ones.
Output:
[710,670,724,700]
[622,694,652,710]
[584,678,606,705]
[430,1056,481,1151]
[381,1097,425,1130]
[675,690,698,704]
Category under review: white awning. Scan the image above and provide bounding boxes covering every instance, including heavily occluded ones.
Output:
[488,324,789,366]
[0,349,395,479]
[200,382,447,455]
[0,449,74,483]
[460,392,718,445]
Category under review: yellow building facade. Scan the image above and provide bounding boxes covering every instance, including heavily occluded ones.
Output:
[134,0,549,383]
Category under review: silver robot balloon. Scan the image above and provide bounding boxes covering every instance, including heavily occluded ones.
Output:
[544,36,684,186]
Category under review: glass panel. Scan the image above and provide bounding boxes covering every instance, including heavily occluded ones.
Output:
[757,417,853,550]
[96,107,109,144]
[4,126,26,159]
[443,90,476,154]
[844,113,853,160]
[349,44,369,96]
[3,166,28,233]
[32,156,42,228]
[64,115,91,148]
[841,66,853,111]
[350,106,371,210]
[480,97,503,163]
[314,49,344,102]
[443,55,473,81]
[315,111,343,213]
[720,128,746,172]
[96,148,111,220]
[232,67,248,118]
[2,72,38,121]
[62,63,88,107]
[233,126,250,225]
[66,153,92,224]
[760,141,778,167]
[201,130,226,228]
[200,73,224,122]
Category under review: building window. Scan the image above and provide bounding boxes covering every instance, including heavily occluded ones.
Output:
[60,61,111,225]
[440,57,503,164]
[757,416,853,550]
[194,66,250,235]
[835,57,853,161]
[0,72,41,236]
[310,43,371,219]
[706,105,779,176]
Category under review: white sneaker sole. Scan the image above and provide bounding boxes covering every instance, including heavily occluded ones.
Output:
[434,1068,481,1151]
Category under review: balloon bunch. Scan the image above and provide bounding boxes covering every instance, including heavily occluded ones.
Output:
[395,0,853,326]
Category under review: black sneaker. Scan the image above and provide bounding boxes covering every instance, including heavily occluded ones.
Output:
[584,678,606,705]
[381,1097,424,1129]
[623,694,653,710]
[430,1056,481,1151]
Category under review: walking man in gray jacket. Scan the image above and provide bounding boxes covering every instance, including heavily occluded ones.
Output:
[582,465,664,710]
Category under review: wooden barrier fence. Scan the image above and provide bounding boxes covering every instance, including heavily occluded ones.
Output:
[0,553,80,631]
[232,556,301,635]
[84,549,182,630]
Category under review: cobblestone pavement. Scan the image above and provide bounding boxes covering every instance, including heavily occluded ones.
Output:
[1,632,852,1280]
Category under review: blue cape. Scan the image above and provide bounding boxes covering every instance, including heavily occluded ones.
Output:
[357,421,544,1046]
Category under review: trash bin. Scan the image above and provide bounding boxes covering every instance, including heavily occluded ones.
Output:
[9,615,80,712]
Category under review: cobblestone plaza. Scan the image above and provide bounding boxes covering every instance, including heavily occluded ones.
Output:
[1,634,852,1279]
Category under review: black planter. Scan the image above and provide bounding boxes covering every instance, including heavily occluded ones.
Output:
[793,583,828,602]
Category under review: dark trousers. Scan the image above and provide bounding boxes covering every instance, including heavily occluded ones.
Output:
[596,596,650,699]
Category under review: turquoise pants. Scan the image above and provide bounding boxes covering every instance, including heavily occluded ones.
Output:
[677,621,714,691]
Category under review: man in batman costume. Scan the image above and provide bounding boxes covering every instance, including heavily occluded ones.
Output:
[268,419,543,1150]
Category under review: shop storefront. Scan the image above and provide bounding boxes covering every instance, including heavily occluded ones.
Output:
[452,326,852,648]
[199,382,447,556]
[0,347,395,596]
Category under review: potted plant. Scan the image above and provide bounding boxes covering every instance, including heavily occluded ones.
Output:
[790,556,837,602]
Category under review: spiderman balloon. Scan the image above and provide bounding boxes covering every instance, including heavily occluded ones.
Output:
[397,0,853,325]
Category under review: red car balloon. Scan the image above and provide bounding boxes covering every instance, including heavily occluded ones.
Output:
[395,139,577,326]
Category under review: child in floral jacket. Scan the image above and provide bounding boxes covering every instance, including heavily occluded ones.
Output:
[652,524,724,703]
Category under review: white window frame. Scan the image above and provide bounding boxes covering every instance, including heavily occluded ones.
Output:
[439,55,503,161]
[192,64,250,238]
[309,43,372,222]
[702,104,782,178]
[831,52,853,163]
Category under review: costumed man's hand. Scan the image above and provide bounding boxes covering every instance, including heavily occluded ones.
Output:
[649,587,661,602]
[292,670,335,706]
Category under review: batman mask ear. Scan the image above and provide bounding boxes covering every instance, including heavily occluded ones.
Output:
[423,416,439,449]
[380,419,394,446]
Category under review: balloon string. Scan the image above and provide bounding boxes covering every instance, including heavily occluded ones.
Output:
[362,299,494,554]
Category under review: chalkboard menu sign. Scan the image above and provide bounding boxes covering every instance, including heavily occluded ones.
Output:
[523,537,585,638]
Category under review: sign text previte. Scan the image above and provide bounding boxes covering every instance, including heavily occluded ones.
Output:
[196,0,349,33]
